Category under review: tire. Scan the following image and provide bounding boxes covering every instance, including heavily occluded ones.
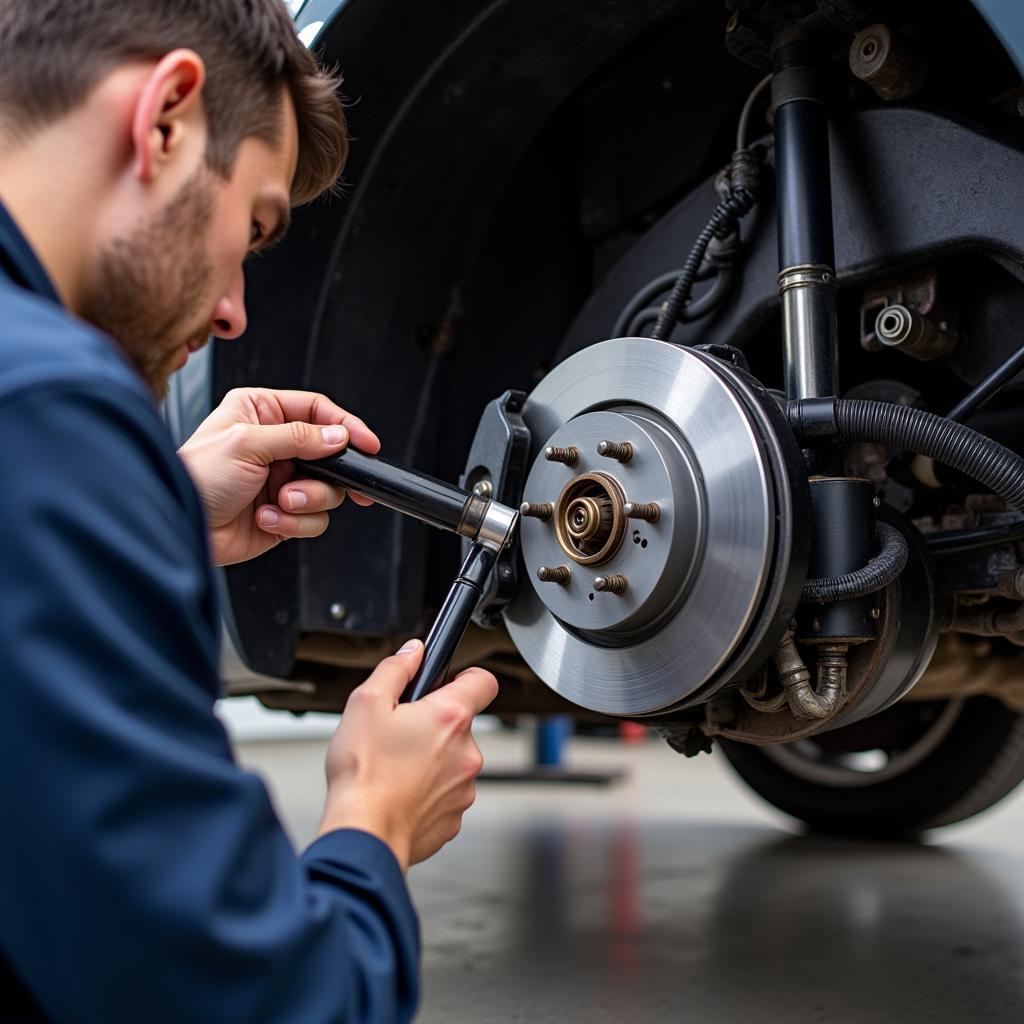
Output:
[720,696,1024,837]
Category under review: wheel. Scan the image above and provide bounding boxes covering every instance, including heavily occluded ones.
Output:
[720,697,1024,836]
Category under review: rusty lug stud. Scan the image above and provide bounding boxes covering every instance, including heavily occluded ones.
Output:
[623,501,660,523]
[597,440,633,463]
[593,574,628,594]
[520,501,554,521]
[544,445,580,467]
[537,565,571,585]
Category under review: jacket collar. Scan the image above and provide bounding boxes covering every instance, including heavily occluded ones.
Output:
[0,198,62,306]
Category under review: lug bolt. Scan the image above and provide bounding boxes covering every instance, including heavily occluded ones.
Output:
[544,445,579,467]
[520,501,554,521]
[597,440,633,463]
[624,501,660,523]
[594,574,628,594]
[537,565,571,585]
[472,479,493,499]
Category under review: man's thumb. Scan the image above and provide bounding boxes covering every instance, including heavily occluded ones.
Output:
[364,639,424,702]
[244,421,349,464]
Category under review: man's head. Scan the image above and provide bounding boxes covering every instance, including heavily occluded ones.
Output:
[0,0,347,396]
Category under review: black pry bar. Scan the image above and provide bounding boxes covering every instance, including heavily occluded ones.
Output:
[294,450,518,701]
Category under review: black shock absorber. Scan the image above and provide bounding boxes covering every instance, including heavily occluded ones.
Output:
[772,27,840,403]
[772,27,867,643]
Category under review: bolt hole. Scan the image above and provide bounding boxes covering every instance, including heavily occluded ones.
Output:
[588,593,595,602]
[862,40,877,59]
[641,539,648,549]
[882,314,900,332]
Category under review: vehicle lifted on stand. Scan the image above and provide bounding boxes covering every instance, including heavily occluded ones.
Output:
[170,0,1024,836]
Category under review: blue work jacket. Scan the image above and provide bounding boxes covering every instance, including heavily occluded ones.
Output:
[0,199,420,1023]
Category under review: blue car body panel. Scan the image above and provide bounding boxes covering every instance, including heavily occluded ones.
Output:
[974,0,1024,75]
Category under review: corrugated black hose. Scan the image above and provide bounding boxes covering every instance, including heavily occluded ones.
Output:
[649,149,760,342]
[802,523,908,604]
[788,398,1024,602]
[789,398,1024,514]
[832,399,1024,514]
[788,397,1024,601]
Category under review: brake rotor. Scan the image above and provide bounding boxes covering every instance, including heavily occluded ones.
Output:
[504,337,809,716]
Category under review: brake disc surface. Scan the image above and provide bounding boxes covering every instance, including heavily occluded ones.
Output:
[504,337,801,716]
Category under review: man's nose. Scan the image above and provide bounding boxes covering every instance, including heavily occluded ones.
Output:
[210,270,247,340]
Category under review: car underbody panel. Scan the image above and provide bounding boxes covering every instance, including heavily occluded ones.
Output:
[193,0,1024,830]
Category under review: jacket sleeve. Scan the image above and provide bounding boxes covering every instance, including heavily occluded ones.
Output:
[0,380,420,1024]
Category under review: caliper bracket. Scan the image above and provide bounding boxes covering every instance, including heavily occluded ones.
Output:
[460,389,531,626]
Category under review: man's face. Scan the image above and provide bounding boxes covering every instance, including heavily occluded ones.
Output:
[80,96,299,398]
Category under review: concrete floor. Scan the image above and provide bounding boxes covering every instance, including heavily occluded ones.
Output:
[237,725,1024,1023]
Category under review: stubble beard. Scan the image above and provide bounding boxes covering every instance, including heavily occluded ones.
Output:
[82,169,216,400]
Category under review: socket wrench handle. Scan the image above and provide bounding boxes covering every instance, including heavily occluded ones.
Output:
[294,450,517,700]
[404,543,497,702]
[296,449,518,552]
[295,449,472,535]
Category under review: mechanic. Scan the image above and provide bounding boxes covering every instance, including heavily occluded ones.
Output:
[0,1,498,1021]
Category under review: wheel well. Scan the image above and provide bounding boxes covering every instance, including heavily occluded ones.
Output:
[216,0,1021,682]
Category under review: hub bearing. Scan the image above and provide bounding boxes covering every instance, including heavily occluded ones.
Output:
[504,337,809,716]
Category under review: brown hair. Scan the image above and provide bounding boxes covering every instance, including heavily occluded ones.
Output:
[0,0,347,205]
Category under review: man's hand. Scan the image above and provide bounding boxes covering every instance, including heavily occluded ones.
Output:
[178,388,380,566]
[318,641,499,872]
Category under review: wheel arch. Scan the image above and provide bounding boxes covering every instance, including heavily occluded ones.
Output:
[216,0,753,673]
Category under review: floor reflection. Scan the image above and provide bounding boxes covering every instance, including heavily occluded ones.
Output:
[411,821,1024,1023]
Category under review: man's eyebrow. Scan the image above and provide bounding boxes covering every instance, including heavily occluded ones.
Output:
[257,194,291,252]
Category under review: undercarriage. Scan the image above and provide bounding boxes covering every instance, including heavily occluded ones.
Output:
[200,0,1024,834]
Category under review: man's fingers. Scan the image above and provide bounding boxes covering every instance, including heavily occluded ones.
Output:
[278,479,346,514]
[266,459,294,506]
[331,412,380,457]
[428,667,499,717]
[255,506,330,539]
[256,389,382,455]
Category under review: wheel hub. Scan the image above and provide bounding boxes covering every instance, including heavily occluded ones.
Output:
[519,408,703,638]
[554,470,624,565]
[504,337,809,716]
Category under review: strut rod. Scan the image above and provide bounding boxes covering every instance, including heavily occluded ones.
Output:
[773,27,840,402]
[946,340,1024,424]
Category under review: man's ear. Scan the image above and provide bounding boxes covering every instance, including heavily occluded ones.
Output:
[132,49,207,184]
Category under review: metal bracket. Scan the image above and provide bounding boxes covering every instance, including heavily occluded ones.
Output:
[460,389,531,626]
[693,342,751,373]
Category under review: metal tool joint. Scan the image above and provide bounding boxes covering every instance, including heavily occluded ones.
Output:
[475,500,520,553]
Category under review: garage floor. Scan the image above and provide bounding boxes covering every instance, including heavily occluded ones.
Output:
[237,726,1024,1023]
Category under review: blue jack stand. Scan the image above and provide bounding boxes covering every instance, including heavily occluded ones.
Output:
[479,715,627,786]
